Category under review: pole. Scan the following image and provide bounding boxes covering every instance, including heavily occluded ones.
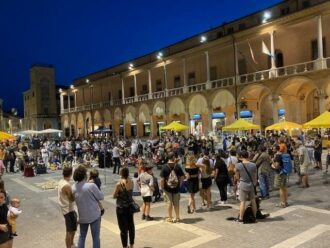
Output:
[232,35,239,119]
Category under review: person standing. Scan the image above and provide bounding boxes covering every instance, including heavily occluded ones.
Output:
[41,145,49,169]
[72,166,104,248]
[314,135,322,170]
[160,152,184,223]
[139,164,154,221]
[235,150,257,223]
[112,144,121,174]
[184,154,199,214]
[113,167,135,248]
[296,140,311,188]
[58,166,77,248]
[0,190,12,248]
[272,145,290,208]
[254,146,272,199]
[214,151,229,205]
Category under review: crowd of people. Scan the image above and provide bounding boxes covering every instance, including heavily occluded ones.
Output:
[0,130,329,247]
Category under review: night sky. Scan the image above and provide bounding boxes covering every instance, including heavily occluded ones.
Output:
[0,0,282,115]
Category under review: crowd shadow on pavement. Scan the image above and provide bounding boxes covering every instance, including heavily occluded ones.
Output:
[180,217,204,224]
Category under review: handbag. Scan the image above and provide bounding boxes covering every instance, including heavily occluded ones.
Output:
[228,157,236,176]
[121,184,140,214]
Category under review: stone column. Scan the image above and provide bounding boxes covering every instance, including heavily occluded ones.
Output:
[317,15,325,69]
[182,58,188,93]
[269,30,277,77]
[318,89,326,113]
[121,77,125,104]
[163,61,168,97]
[134,74,138,101]
[74,91,77,109]
[60,94,64,112]
[272,94,279,124]
[67,93,71,111]
[148,69,152,99]
[205,51,211,89]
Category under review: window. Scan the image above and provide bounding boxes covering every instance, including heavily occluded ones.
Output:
[141,84,148,94]
[238,23,246,31]
[156,79,162,91]
[238,58,247,75]
[32,92,34,97]
[129,87,134,97]
[108,92,111,101]
[217,31,223,38]
[118,89,122,99]
[188,72,195,85]
[227,27,234,34]
[174,75,181,88]
[275,50,284,67]
[311,38,326,60]
[302,0,310,9]
[281,7,290,15]
[210,66,217,81]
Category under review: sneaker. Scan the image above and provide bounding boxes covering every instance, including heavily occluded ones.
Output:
[235,218,244,224]
[141,214,146,220]
[146,216,154,221]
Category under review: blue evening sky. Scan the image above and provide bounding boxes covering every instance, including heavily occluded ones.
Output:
[0,0,281,115]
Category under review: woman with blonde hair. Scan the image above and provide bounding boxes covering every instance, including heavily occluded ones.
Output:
[184,154,199,214]
[198,156,213,210]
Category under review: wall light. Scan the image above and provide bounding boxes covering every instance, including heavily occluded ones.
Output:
[200,35,207,43]
[157,52,163,60]
[262,11,272,23]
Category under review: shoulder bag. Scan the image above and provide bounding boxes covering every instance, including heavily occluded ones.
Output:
[121,183,140,214]
[241,163,257,195]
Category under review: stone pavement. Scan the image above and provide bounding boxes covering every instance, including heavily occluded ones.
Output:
[3,156,330,248]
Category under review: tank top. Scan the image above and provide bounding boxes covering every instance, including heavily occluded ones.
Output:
[58,179,74,215]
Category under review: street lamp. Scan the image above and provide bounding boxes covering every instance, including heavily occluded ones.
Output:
[157,51,168,125]
[86,78,94,135]
[128,63,134,70]
[200,35,207,43]
[262,11,272,23]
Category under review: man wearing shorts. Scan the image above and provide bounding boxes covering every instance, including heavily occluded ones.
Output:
[58,167,77,248]
[160,152,184,223]
[139,164,154,221]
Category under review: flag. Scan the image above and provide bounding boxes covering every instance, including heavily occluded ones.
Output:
[262,40,271,56]
[248,40,258,64]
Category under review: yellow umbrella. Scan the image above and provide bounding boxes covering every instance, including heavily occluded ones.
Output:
[0,131,15,141]
[223,119,260,131]
[266,121,302,131]
[302,111,330,129]
[160,121,189,132]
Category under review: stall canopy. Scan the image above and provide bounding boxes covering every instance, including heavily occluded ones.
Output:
[160,121,189,132]
[302,111,330,129]
[265,121,302,131]
[16,130,41,135]
[39,129,63,134]
[223,119,260,131]
[0,131,15,141]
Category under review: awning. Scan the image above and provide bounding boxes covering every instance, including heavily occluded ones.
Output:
[302,111,330,129]
[91,127,112,134]
[39,129,63,134]
[0,131,16,141]
[266,121,302,131]
[160,121,189,132]
[223,119,260,131]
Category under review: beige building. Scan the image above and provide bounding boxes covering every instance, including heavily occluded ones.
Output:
[24,65,59,130]
[61,0,330,138]
[0,99,23,133]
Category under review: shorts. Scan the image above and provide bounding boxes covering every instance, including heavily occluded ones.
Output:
[300,163,310,175]
[239,186,255,202]
[201,177,212,189]
[64,211,78,232]
[275,174,287,188]
[327,154,330,165]
[142,196,152,203]
[165,192,180,207]
[314,152,321,162]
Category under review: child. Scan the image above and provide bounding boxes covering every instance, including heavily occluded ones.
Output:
[8,198,22,236]
[132,172,141,196]
[89,169,104,216]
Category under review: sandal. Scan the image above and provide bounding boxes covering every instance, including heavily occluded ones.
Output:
[165,217,173,223]
[174,218,181,223]
[275,203,286,208]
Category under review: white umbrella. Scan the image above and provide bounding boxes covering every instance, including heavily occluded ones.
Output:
[39,129,63,134]
[16,130,41,135]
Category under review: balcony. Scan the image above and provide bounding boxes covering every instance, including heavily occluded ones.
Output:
[61,57,330,114]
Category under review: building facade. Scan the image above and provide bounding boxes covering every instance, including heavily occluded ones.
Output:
[60,0,330,138]
[0,99,23,133]
[24,65,59,131]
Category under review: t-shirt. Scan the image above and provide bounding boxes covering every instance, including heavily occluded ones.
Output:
[235,162,257,191]
[160,163,184,194]
[139,172,154,197]
[298,146,311,166]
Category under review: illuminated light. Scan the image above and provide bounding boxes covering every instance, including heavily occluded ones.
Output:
[59,88,62,93]
[200,35,207,43]
[70,85,74,89]
[262,11,272,23]
[157,52,163,60]
[86,79,90,83]
[128,63,134,70]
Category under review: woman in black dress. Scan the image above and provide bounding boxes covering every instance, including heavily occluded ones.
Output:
[185,154,200,214]
[0,189,12,248]
[214,151,230,205]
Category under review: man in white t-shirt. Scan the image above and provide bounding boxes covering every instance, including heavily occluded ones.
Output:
[112,144,121,174]
[139,165,154,221]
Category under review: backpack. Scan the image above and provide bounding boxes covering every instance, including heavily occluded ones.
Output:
[166,164,179,189]
[281,153,293,175]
